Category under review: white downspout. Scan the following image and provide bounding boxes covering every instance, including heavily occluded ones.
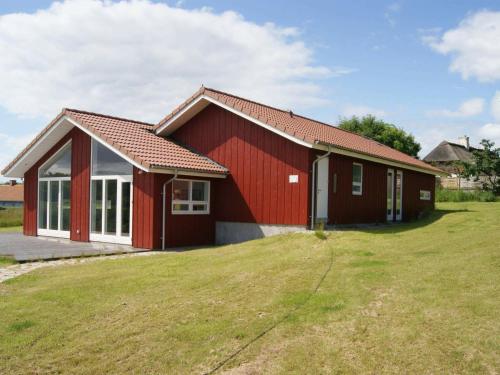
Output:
[310,147,332,230]
[162,170,178,250]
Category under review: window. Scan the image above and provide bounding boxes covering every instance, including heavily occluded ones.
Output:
[38,142,71,238]
[40,145,71,177]
[420,190,431,200]
[90,139,132,244]
[352,163,363,195]
[91,140,132,176]
[172,179,210,214]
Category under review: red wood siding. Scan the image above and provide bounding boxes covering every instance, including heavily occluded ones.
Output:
[328,153,436,224]
[156,174,216,248]
[70,130,91,241]
[172,104,311,226]
[328,153,387,225]
[132,168,156,249]
[23,128,91,238]
[23,166,38,236]
[132,171,216,249]
[402,169,435,220]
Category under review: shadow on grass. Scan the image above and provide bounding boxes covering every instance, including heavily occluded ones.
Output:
[331,208,471,235]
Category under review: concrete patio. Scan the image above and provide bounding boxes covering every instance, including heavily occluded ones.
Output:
[0,233,145,261]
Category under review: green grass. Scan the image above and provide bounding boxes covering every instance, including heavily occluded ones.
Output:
[0,207,23,228]
[0,226,22,233]
[0,256,17,267]
[436,188,497,202]
[0,202,499,374]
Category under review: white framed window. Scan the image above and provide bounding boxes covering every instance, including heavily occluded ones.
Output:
[352,163,363,195]
[89,139,133,245]
[38,141,72,238]
[172,179,210,214]
[420,190,431,200]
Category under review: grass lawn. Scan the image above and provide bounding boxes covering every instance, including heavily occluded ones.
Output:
[0,226,22,233]
[0,256,16,267]
[0,202,499,374]
[0,207,23,228]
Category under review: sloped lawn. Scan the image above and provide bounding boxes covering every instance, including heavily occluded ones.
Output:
[0,202,499,374]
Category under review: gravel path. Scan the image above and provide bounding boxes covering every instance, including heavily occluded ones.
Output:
[0,251,163,283]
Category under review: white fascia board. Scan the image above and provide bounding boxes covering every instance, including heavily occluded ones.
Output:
[155,95,314,149]
[2,116,71,178]
[149,167,227,179]
[3,116,149,178]
[313,143,444,176]
[64,117,148,172]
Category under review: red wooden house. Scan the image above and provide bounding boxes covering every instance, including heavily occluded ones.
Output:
[2,87,442,249]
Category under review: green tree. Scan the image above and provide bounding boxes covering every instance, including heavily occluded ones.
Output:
[338,115,421,157]
[461,139,500,194]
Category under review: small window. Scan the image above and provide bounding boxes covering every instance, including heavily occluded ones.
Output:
[420,190,431,200]
[172,179,210,214]
[352,163,363,195]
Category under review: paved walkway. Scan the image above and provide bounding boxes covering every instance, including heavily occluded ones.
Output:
[0,233,145,261]
[0,251,162,283]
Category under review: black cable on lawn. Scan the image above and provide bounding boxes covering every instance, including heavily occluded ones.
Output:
[203,247,334,375]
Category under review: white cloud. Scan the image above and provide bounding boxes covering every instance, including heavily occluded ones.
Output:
[427,98,484,118]
[424,11,500,82]
[341,105,386,118]
[478,123,500,144]
[0,0,346,122]
[491,91,500,121]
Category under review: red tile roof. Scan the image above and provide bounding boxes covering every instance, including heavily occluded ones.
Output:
[0,184,23,202]
[156,87,442,174]
[2,109,228,176]
[64,109,227,174]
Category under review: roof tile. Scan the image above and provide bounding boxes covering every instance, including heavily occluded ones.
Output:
[156,87,441,174]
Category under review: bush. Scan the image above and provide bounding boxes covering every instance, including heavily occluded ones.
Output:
[0,207,23,227]
[436,189,497,203]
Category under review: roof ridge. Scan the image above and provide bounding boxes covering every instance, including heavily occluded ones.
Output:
[203,87,296,115]
[204,87,398,151]
[64,108,154,126]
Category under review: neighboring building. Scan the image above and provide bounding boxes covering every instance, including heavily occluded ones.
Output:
[423,136,482,190]
[0,181,23,207]
[1,87,443,249]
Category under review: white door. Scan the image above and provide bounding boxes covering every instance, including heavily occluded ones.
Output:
[395,170,403,221]
[316,157,329,220]
[387,169,394,221]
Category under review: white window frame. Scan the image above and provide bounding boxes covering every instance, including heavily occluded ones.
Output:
[395,170,403,221]
[420,190,431,201]
[37,141,72,239]
[352,162,363,196]
[172,179,210,215]
[89,175,133,245]
[89,140,133,245]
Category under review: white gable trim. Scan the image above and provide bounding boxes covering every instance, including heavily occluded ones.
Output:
[63,117,147,172]
[155,95,441,176]
[314,143,444,176]
[3,114,228,179]
[155,95,314,149]
[3,116,71,178]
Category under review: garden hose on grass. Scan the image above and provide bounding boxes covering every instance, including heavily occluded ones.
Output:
[203,245,335,375]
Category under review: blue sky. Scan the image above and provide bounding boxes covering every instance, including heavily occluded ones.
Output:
[1,0,500,181]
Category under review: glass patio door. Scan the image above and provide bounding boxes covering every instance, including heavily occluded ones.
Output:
[90,176,132,244]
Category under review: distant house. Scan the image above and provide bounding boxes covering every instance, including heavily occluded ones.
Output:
[0,181,23,207]
[423,136,481,190]
[2,87,442,249]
